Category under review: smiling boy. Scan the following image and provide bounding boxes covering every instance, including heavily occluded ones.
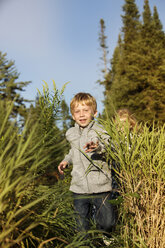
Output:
[58,92,116,234]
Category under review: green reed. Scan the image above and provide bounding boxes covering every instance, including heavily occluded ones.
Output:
[100,118,165,248]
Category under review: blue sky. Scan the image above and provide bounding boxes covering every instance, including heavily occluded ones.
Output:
[0,0,165,114]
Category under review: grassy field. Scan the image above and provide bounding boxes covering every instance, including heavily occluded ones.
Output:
[0,96,164,247]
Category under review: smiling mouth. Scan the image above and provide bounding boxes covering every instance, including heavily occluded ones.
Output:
[79,119,86,122]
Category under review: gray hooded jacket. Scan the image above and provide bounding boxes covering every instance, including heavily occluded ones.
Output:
[63,121,112,194]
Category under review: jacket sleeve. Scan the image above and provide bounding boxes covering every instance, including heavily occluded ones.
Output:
[63,148,73,165]
[62,128,74,165]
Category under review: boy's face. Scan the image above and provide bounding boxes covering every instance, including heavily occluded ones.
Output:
[72,103,97,128]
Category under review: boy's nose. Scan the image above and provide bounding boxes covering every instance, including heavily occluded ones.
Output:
[80,111,85,116]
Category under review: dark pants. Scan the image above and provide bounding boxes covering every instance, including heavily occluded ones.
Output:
[73,191,117,232]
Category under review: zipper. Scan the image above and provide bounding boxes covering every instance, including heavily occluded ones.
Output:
[79,127,90,193]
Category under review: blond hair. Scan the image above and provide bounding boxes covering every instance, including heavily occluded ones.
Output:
[115,108,137,131]
[70,92,97,115]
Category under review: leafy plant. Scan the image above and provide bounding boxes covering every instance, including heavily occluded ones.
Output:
[0,82,72,247]
[100,117,165,248]
[0,103,56,247]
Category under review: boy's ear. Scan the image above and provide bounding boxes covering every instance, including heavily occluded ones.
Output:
[94,111,98,118]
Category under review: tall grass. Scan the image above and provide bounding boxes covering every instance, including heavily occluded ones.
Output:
[0,84,105,248]
[0,83,77,248]
[101,118,165,248]
[0,105,57,247]
[2,83,164,247]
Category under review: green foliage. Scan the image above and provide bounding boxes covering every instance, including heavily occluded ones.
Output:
[25,81,70,175]
[1,83,164,247]
[60,99,73,132]
[0,102,57,247]
[100,117,165,248]
[98,19,109,77]
[0,83,78,248]
[0,51,31,121]
[37,80,69,131]
[121,0,141,46]
[0,109,105,247]
[98,0,165,125]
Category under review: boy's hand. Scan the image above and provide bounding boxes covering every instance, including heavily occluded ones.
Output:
[58,161,68,175]
[83,141,99,153]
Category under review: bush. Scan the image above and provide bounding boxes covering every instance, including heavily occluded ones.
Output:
[0,83,73,247]
[101,118,165,248]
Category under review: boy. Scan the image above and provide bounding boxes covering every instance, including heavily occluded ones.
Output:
[58,92,116,234]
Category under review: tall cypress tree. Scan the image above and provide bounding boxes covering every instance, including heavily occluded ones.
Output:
[107,0,141,116]
[131,0,165,123]
[121,0,141,48]
[99,0,165,124]
[98,19,109,77]
[98,0,141,117]
[0,51,31,120]
[153,5,164,39]
[103,35,123,117]
[97,19,111,116]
